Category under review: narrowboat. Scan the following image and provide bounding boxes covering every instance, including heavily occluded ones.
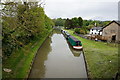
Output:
[67,35,83,50]
[62,30,70,39]
[64,32,70,39]
[67,41,82,57]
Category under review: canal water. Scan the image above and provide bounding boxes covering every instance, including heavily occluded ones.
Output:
[29,30,87,78]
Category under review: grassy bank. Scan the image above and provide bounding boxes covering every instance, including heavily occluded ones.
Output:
[3,30,52,78]
[65,29,118,78]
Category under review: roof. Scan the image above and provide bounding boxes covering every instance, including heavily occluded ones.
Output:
[69,35,80,42]
[91,27,103,30]
[115,21,120,25]
[102,20,120,29]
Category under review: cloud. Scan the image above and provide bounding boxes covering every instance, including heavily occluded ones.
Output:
[44,0,118,20]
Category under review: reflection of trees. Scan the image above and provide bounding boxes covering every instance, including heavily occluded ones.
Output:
[29,33,52,78]
[53,29,61,34]
[66,41,82,57]
[0,49,1,79]
[61,31,82,57]
[29,29,83,78]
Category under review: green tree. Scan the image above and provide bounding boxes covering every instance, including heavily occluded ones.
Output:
[71,17,79,28]
[64,18,73,29]
[53,18,65,26]
[64,17,83,29]
[78,17,83,27]
[2,2,53,56]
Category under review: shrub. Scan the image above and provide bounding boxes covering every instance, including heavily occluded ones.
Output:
[74,28,80,34]
[74,28,87,34]
[80,29,86,34]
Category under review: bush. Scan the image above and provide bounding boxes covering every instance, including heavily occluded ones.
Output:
[74,28,80,34]
[80,29,86,34]
[74,28,87,34]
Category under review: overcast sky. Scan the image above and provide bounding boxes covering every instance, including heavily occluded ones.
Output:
[44,0,119,21]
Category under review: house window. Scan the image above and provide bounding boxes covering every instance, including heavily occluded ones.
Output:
[98,32,100,35]
[111,30,115,33]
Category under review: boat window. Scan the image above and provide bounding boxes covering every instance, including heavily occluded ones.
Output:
[76,42,80,46]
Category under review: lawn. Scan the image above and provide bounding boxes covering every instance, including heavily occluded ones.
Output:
[3,30,52,78]
[65,29,118,78]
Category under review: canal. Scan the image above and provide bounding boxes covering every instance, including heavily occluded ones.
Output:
[29,30,87,78]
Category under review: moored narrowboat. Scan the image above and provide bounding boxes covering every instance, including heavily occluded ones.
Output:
[67,35,83,50]
[62,30,70,39]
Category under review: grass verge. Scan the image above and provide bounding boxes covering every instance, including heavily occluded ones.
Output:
[3,30,52,78]
[65,29,118,78]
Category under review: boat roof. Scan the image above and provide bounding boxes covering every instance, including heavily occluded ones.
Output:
[69,35,81,42]
[65,32,70,35]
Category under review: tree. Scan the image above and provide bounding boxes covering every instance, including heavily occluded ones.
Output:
[64,17,83,29]
[53,18,65,26]
[78,17,83,27]
[71,17,79,28]
[64,18,73,29]
[2,1,53,56]
[45,15,54,30]
[86,24,94,30]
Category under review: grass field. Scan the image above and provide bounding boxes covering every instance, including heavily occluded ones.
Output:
[3,30,52,78]
[65,29,118,78]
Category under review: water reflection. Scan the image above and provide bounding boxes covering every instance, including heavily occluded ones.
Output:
[67,42,83,57]
[29,30,87,78]
[29,35,52,78]
[62,33,83,57]
[53,29,61,34]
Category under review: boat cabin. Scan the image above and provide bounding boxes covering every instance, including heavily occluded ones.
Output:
[62,31,70,39]
[68,36,82,46]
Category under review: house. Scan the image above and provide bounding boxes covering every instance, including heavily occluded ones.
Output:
[101,20,120,42]
[89,20,120,42]
[89,27,103,35]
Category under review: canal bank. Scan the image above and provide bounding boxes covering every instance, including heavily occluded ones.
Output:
[65,29,118,78]
[3,30,53,79]
[62,30,89,79]
[26,30,54,78]
[28,29,88,78]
